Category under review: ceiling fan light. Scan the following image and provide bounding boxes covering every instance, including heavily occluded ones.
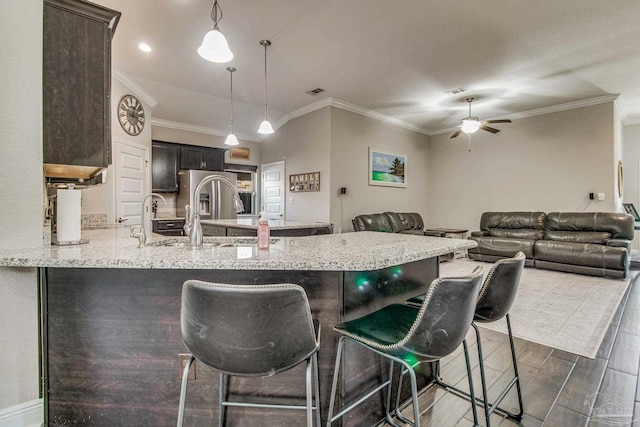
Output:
[258,120,274,134]
[461,119,480,134]
[224,132,239,146]
[197,29,233,63]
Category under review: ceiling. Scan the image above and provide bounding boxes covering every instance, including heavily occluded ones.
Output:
[96,0,640,141]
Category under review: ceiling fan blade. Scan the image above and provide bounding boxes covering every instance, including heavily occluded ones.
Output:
[483,119,512,124]
[480,125,500,134]
[450,129,462,139]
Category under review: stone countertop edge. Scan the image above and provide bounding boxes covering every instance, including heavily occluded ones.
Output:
[200,218,333,230]
[0,228,477,271]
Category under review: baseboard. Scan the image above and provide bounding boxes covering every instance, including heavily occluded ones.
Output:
[0,399,43,427]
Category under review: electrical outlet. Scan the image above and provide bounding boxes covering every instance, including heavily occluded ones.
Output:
[179,353,196,380]
[597,193,605,201]
[289,196,294,204]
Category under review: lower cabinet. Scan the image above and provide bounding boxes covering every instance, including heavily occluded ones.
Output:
[152,219,185,236]
[201,225,333,237]
[201,224,226,236]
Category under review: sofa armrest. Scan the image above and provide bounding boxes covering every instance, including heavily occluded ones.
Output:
[606,239,631,250]
[424,230,446,237]
[470,231,489,237]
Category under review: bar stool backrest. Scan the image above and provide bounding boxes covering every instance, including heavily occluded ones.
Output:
[181,281,319,376]
[475,252,526,322]
[396,266,484,359]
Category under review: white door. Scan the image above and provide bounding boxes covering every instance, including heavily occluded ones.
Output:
[261,161,285,220]
[114,139,150,228]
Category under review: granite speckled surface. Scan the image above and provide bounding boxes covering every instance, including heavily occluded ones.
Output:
[200,218,333,230]
[0,228,476,271]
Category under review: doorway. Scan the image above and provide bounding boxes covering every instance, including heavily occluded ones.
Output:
[113,138,150,228]
[261,161,285,221]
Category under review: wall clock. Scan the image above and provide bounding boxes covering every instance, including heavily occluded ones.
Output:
[117,95,145,136]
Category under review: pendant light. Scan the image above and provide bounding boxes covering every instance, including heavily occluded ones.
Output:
[197,0,233,63]
[224,67,239,146]
[461,97,481,134]
[257,40,274,134]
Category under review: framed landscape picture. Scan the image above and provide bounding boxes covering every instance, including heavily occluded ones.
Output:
[368,147,407,187]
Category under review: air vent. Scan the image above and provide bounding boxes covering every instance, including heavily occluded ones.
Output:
[305,88,324,96]
[446,87,466,95]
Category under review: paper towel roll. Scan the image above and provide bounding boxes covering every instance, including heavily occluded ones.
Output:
[57,188,82,242]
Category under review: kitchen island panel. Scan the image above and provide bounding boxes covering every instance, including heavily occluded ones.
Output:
[44,257,437,426]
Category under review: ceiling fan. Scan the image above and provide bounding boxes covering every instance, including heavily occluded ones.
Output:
[450,97,511,139]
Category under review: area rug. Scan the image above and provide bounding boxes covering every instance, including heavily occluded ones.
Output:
[439,259,632,359]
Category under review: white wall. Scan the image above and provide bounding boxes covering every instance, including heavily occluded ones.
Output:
[260,108,332,222]
[0,0,42,411]
[623,123,640,249]
[329,108,430,231]
[427,102,616,232]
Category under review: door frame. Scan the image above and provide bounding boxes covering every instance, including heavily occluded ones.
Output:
[111,137,151,226]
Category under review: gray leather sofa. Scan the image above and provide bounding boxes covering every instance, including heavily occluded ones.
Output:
[469,212,634,278]
[352,212,433,235]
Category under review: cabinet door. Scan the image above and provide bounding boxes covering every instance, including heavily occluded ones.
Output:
[201,149,224,171]
[226,227,256,237]
[202,225,226,236]
[152,142,179,192]
[180,147,203,170]
[43,1,120,168]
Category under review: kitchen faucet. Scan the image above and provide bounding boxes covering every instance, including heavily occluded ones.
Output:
[131,193,167,248]
[189,175,244,249]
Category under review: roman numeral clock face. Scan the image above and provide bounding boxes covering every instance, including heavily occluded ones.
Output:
[117,95,145,136]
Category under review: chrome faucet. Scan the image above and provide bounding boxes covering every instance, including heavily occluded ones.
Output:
[189,175,244,249]
[131,193,167,248]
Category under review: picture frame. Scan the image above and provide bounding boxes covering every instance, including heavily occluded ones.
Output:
[368,147,407,188]
[290,172,320,192]
[623,203,640,221]
[229,147,250,160]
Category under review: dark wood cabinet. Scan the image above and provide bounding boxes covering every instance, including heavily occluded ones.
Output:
[152,141,179,192]
[152,219,185,236]
[43,0,120,172]
[179,146,224,171]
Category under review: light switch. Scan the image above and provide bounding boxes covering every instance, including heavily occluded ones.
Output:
[597,193,605,201]
[289,196,294,204]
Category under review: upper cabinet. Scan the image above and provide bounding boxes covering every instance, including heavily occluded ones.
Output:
[179,146,224,171]
[43,0,120,179]
[152,141,179,193]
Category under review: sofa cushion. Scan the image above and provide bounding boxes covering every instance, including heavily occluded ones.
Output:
[546,212,634,240]
[384,212,408,232]
[480,212,546,232]
[544,230,612,244]
[353,214,392,232]
[535,240,627,270]
[468,236,536,259]
[489,228,544,240]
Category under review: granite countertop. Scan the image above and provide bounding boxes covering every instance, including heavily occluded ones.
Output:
[200,218,332,230]
[0,228,476,271]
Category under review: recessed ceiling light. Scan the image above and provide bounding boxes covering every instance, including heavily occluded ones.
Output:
[138,43,152,53]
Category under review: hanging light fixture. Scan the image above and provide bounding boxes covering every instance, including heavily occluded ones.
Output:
[460,97,481,134]
[257,40,274,135]
[197,0,233,63]
[224,67,239,146]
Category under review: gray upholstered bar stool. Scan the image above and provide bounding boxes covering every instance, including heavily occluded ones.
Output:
[326,266,484,427]
[177,281,321,427]
[407,252,526,427]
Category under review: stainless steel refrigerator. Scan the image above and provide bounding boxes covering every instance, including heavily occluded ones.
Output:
[176,170,238,220]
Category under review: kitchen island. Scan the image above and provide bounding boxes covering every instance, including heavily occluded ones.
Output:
[200,217,333,237]
[0,228,476,426]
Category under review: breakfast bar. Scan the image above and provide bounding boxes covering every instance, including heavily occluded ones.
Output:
[0,229,476,426]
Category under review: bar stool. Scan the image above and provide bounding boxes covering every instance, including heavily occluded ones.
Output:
[408,252,526,427]
[177,281,321,427]
[326,266,484,427]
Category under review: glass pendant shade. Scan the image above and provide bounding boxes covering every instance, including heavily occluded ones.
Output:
[224,133,239,146]
[258,119,274,134]
[461,118,481,134]
[198,29,233,63]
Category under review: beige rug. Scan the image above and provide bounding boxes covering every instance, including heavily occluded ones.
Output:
[439,259,632,359]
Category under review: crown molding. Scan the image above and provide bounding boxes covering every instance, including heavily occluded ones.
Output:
[112,68,158,108]
[431,94,620,135]
[151,118,262,143]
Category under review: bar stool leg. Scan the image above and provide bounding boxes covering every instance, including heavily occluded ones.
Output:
[327,336,346,427]
[313,353,321,427]
[507,314,524,418]
[177,355,195,427]
[218,372,228,427]
[306,358,313,426]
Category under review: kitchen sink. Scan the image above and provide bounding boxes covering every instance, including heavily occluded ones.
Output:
[148,237,278,248]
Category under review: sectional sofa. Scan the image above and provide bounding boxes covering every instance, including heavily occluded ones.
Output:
[352,212,441,236]
[468,212,634,278]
